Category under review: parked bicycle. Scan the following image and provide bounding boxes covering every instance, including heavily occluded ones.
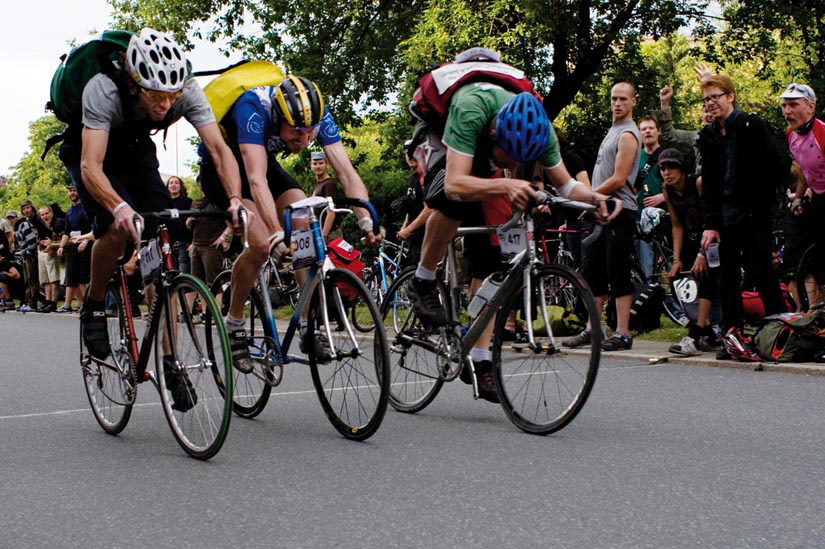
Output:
[80,209,242,460]
[381,192,604,435]
[210,196,391,440]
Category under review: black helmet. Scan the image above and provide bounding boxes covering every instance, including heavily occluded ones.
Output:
[272,75,325,129]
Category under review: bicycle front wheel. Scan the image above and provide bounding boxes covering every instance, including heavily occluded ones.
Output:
[157,274,233,460]
[209,270,273,419]
[307,268,390,440]
[493,264,600,435]
[379,268,445,413]
[80,283,135,435]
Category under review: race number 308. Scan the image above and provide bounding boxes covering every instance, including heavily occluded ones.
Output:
[292,230,317,267]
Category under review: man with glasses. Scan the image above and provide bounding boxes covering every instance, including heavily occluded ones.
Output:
[58,28,245,360]
[696,74,790,359]
[780,83,825,309]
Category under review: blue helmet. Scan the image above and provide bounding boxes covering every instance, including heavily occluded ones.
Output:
[496,92,551,163]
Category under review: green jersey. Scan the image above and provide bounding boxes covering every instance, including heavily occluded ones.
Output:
[636,148,664,216]
[441,83,561,170]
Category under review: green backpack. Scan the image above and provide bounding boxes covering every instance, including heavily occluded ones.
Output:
[753,309,825,363]
[47,30,134,126]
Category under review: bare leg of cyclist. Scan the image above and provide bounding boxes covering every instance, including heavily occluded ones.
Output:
[87,227,127,301]
[228,200,269,321]
[419,211,460,272]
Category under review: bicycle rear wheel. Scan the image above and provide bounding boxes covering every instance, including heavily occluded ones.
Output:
[796,243,823,312]
[80,283,136,435]
[209,270,273,419]
[379,268,445,413]
[493,264,600,435]
[157,274,233,460]
[307,268,390,440]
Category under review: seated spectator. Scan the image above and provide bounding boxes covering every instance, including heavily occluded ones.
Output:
[0,257,24,310]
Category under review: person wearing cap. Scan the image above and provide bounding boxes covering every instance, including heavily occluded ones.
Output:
[696,73,790,359]
[14,199,40,311]
[659,148,720,355]
[780,83,825,309]
[310,150,343,241]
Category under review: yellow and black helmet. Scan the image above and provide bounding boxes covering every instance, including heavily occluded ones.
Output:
[273,75,325,129]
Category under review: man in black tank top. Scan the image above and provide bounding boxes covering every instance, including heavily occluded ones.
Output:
[659,148,720,355]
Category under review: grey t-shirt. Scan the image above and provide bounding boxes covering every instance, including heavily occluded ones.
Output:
[81,73,216,131]
[592,120,642,211]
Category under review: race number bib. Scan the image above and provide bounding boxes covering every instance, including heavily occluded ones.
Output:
[139,239,162,284]
[292,230,317,269]
[496,227,527,257]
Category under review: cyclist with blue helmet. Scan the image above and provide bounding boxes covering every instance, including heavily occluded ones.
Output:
[408,65,616,402]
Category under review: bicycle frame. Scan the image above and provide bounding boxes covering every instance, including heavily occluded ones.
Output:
[250,196,375,366]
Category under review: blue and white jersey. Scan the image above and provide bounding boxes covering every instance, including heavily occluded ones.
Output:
[225,86,341,156]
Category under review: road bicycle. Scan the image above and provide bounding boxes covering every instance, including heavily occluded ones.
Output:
[210,196,391,440]
[80,209,239,460]
[381,192,603,435]
[351,239,406,332]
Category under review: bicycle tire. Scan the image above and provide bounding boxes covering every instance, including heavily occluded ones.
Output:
[351,272,379,332]
[157,274,233,460]
[80,283,135,435]
[796,243,823,312]
[307,268,390,440]
[493,263,600,435]
[379,268,445,413]
[209,270,273,419]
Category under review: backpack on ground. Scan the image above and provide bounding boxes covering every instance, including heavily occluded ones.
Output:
[606,282,665,334]
[753,309,825,362]
[742,283,796,326]
[200,60,285,123]
[326,238,365,303]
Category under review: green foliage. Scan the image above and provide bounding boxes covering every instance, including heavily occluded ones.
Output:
[0,115,73,214]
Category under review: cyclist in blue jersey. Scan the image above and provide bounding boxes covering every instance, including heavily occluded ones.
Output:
[199,75,381,366]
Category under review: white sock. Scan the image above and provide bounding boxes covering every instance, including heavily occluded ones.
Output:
[470,348,492,363]
[225,314,245,331]
[415,265,436,281]
[300,319,308,335]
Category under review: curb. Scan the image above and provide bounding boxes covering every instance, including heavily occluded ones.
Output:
[562,347,825,376]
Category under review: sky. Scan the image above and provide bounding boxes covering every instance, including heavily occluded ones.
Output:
[0,0,244,179]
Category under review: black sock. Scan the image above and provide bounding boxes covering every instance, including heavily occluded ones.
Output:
[85,297,105,311]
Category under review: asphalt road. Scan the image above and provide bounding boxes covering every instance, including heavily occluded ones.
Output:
[2,312,824,548]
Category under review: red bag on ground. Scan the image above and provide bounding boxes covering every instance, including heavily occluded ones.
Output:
[326,238,365,302]
[742,283,796,325]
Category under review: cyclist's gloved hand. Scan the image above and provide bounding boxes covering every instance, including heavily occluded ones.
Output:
[270,231,288,260]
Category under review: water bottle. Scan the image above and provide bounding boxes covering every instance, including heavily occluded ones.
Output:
[467,273,505,318]
[706,243,720,268]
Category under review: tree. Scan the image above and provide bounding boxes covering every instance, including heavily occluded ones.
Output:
[0,115,72,214]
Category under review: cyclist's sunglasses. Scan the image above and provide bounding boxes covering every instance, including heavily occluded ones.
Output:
[140,88,183,104]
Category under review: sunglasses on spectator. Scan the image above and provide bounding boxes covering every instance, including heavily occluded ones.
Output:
[702,92,729,104]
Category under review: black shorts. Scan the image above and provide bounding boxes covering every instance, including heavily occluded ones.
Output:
[199,148,302,210]
[59,129,173,239]
[0,271,24,299]
[581,209,637,297]
[64,244,91,287]
[422,159,505,279]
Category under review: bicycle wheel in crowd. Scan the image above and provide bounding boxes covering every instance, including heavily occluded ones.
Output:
[306,268,390,440]
[493,263,600,435]
[651,251,687,325]
[156,273,233,460]
[796,243,823,312]
[379,268,445,413]
[209,270,273,419]
[80,283,136,435]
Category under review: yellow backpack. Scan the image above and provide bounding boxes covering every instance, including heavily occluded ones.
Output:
[201,60,285,122]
